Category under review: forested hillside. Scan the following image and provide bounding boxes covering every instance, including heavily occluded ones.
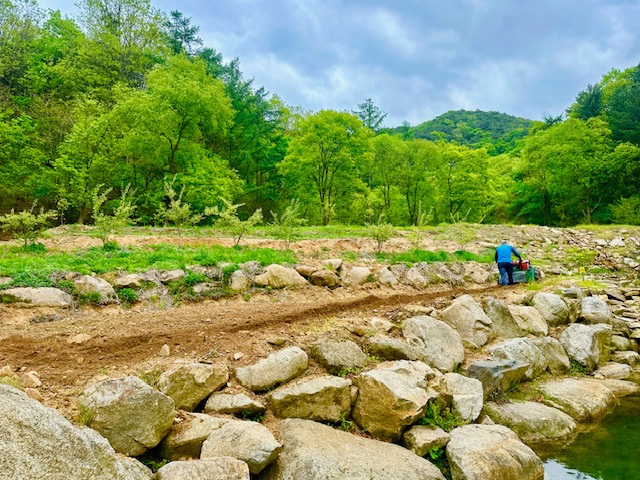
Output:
[1,0,640,228]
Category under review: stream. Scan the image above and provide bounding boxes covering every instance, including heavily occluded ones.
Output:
[541,378,640,480]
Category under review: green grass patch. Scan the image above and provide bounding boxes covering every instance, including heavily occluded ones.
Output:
[378,249,494,264]
[418,399,467,432]
[0,376,23,390]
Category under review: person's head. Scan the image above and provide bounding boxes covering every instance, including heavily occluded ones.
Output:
[501,239,508,245]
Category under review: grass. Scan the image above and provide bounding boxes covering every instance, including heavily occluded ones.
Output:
[418,399,467,432]
[77,404,96,426]
[137,369,163,388]
[378,249,494,264]
[0,376,23,390]
[0,244,298,279]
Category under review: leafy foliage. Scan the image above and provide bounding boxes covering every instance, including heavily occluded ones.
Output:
[418,399,466,432]
[208,197,262,246]
[0,204,57,247]
[92,185,136,246]
[366,222,395,253]
[270,199,306,249]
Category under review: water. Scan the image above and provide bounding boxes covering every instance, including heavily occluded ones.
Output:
[542,395,640,480]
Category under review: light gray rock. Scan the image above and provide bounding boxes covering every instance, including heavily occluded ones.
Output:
[594,362,633,380]
[581,296,613,324]
[322,259,343,271]
[597,379,639,397]
[367,336,420,361]
[312,340,368,375]
[609,237,625,247]
[402,316,464,372]
[611,351,640,367]
[446,424,544,480]
[532,292,569,326]
[530,337,570,374]
[376,267,398,285]
[200,420,282,474]
[294,265,316,278]
[76,376,175,456]
[310,269,341,288]
[113,273,147,289]
[559,323,612,372]
[229,270,252,292]
[439,294,492,347]
[158,413,231,461]
[468,360,530,399]
[370,317,395,332]
[262,418,446,480]
[508,305,548,336]
[157,363,229,411]
[156,458,250,480]
[482,297,524,339]
[160,270,187,283]
[73,275,117,303]
[402,425,450,457]
[0,276,11,285]
[444,373,484,422]
[611,335,632,351]
[484,401,577,446]
[404,268,427,288]
[0,385,151,480]
[343,266,372,285]
[488,338,548,381]
[561,286,586,299]
[234,347,308,392]
[0,287,72,307]
[267,376,351,422]
[254,264,308,288]
[539,378,616,422]
[204,392,266,415]
[352,361,443,442]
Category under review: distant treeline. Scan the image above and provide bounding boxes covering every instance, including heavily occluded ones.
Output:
[1,0,640,227]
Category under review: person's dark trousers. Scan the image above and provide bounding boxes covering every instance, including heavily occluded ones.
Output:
[498,262,514,285]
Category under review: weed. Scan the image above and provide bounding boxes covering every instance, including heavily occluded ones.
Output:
[1,271,53,289]
[240,411,265,423]
[569,360,588,376]
[202,348,219,361]
[56,279,78,296]
[419,399,466,432]
[138,369,163,387]
[366,353,382,364]
[25,242,47,254]
[77,404,96,426]
[118,288,137,305]
[242,292,251,302]
[428,446,452,480]
[78,292,102,306]
[136,452,169,473]
[338,413,354,431]
[335,367,362,378]
[182,271,206,287]
[0,376,23,390]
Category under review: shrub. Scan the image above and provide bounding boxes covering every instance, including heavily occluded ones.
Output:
[366,222,395,253]
[92,184,136,246]
[270,199,307,249]
[611,196,640,225]
[155,177,203,232]
[419,399,466,432]
[118,288,137,305]
[0,203,57,247]
[208,198,262,246]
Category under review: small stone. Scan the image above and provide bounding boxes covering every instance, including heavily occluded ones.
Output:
[0,365,14,376]
[67,334,92,345]
[22,372,42,388]
[370,317,394,332]
[77,357,84,365]
[233,353,245,361]
[159,344,170,357]
[267,338,286,346]
[25,388,44,402]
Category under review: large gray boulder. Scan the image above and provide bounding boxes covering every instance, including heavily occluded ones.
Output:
[594,362,633,380]
[402,316,464,372]
[446,424,544,480]
[254,264,307,288]
[200,420,282,475]
[560,323,612,372]
[229,270,252,292]
[508,305,548,336]
[482,297,524,339]
[267,376,352,422]
[262,418,446,480]
[532,292,570,326]
[367,336,420,361]
[157,363,228,411]
[343,266,372,285]
[444,373,484,422]
[539,378,616,422]
[468,360,530,399]
[440,294,492,347]
[352,361,444,442]
[76,376,175,456]
[488,338,548,380]
[484,401,577,446]
[310,269,341,288]
[73,275,117,303]
[402,425,451,457]
[155,458,250,480]
[158,412,231,461]
[203,392,266,416]
[530,337,570,374]
[234,347,308,392]
[0,287,72,307]
[312,340,368,375]
[0,385,152,480]
[581,296,613,324]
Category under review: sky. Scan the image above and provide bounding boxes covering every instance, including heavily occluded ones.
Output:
[36,0,640,127]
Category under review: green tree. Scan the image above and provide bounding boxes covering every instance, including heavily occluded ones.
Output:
[568,83,603,120]
[398,138,440,225]
[605,64,640,145]
[353,98,387,132]
[163,10,201,55]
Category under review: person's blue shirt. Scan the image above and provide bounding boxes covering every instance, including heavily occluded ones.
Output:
[495,243,521,263]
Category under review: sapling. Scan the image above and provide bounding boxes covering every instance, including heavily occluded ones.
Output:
[155,177,203,232]
[0,202,57,248]
[92,184,136,246]
[206,198,262,246]
[270,199,306,249]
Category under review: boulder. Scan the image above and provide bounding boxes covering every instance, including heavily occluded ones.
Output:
[482,297,524,339]
[593,362,633,380]
[488,338,548,380]
[404,268,427,288]
[483,401,577,446]
[267,376,352,422]
[446,424,544,480]
[312,341,368,375]
[160,270,186,283]
[0,287,72,307]
[113,273,147,289]
[76,376,175,456]
[157,363,229,411]
[73,275,117,303]
[343,266,372,285]
[598,379,639,398]
[203,392,266,416]
[376,267,398,285]
[200,420,282,474]
[439,294,492,347]
[611,335,632,351]
[532,292,569,326]
[322,259,343,271]
[234,347,308,392]
[508,305,548,336]
[559,323,612,372]
[530,337,570,374]
[294,265,316,278]
[254,264,307,288]
[352,361,443,442]
[0,385,151,480]
[262,418,446,480]
[539,378,616,422]
[611,351,640,367]
[367,336,420,361]
[158,413,231,461]
[580,296,612,324]
[229,270,252,292]
[309,269,341,288]
[155,458,250,480]
[402,425,450,457]
[402,316,464,372]
[468,360,530,399]
[444,373,484,422]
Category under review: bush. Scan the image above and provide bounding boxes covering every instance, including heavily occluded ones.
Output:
[270,199,306,249]
[0,203,57,247]
[208,198,262,246]
[611,196,640,225]
[366,222,395,253]
[118,288,137,305]
[92,185,136,246]
[155,177,203,232]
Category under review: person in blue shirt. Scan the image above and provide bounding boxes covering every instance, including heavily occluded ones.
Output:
[495,240,522,286]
